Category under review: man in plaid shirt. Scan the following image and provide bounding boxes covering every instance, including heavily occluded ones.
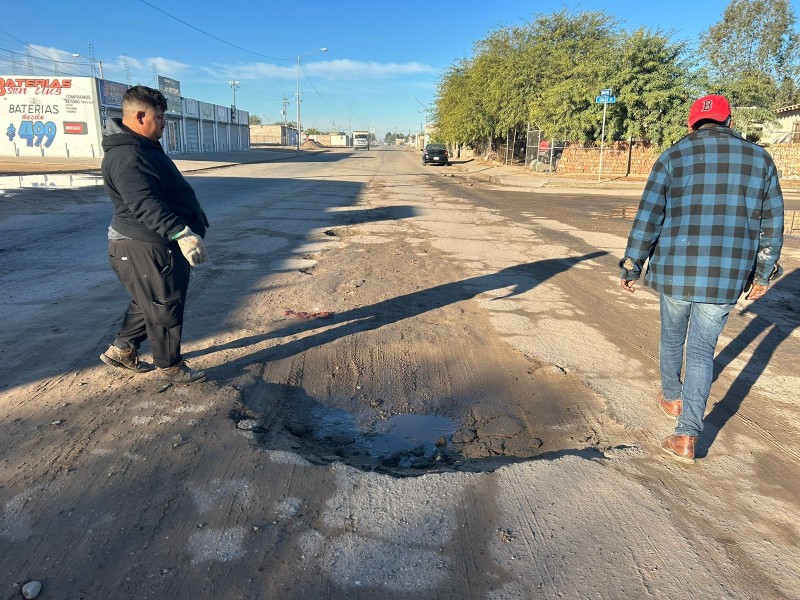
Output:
[620,94,784,464]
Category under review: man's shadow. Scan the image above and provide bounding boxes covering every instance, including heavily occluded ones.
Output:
[699,268,800,456]
[203,251,608,376]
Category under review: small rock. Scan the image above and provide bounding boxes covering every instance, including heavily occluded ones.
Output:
[411,445,426,457]
[435,436,447,448]
[22,581,42,599]
[236,419,259,431]
[285,422,308,437]
[499,528,516,543]
[51,420,63,426]
[323,229,337,236]
[368,398,384,408]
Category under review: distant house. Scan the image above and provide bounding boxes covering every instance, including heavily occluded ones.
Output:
[762,104,800,144]
[250,124,298,146]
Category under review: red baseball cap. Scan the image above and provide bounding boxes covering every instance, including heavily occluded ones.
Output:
[688,95,731,129]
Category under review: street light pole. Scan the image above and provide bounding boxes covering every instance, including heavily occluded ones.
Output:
[296,47,328,150]
[228,80,240,107]
[72,52,100,78]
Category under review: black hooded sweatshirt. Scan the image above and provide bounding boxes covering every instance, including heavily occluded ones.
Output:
[101,118,208,243]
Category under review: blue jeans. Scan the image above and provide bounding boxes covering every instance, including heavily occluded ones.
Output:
[660,294,734,437]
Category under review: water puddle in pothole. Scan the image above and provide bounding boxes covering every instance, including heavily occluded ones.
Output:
[0,173,103,190]
[311,408,455,469]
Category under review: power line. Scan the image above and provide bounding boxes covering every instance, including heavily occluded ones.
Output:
[300,62,342,112]
[0,28,71,63]
[0,46,92,77]
[138,0,290,62]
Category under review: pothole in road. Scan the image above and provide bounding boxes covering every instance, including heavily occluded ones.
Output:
[306,408,456,471]
[232,398,557,477]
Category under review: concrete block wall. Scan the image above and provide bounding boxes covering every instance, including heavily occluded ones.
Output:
[556,143,659,175]
[764,144,800,177]
[556,141,800,178]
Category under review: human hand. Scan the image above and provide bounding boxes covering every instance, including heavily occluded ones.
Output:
[620,279,637,293]
[745,282,768,300]
[173,226,207,266]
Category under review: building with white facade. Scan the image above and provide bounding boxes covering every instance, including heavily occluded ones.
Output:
[1,75,250,159]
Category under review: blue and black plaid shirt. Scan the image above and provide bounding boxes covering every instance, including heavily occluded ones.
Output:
[621,125,784,303]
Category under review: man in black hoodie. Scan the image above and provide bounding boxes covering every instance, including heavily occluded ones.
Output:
[100,85,208,385]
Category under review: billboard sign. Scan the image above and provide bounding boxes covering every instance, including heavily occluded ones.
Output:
[158,75,182,116]
[0,76,99,157]
[99,79,129,109]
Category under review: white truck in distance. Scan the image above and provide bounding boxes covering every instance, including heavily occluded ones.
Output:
[353,130,370,150]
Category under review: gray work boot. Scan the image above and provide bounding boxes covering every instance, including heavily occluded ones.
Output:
[100,345,149,373]
[157,361,207,385]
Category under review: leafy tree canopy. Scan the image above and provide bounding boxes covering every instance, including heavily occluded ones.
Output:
[435,3,800,149]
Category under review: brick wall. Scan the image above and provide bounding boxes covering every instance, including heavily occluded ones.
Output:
[556,142,659,175]
[250,124,285,145]
[556,141,800,178]
[764,144,800,177]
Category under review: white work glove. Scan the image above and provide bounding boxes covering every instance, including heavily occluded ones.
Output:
[172,226,207,266]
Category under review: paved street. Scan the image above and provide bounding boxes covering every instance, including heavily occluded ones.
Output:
[1,146,798,599]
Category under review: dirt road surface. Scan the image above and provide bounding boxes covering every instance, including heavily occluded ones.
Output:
[1,146,798,599]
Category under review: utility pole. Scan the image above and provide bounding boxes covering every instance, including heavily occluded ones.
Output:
[296,48,328,150]
[411,96,428,149]
[228,80,240,108]
[281,95,289,127]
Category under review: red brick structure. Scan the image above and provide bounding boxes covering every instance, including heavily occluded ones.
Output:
[556,141,800,179]
[556,142,659,176]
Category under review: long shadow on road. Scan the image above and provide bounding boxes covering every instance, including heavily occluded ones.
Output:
[205,252,607,368]
[700,268,800,457]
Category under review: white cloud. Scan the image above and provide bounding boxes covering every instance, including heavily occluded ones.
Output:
[202,59,438,81]
[20,46,190,84]
[123,55,191,76]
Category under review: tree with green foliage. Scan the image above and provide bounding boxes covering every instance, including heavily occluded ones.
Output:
[436,61,495,149]
[700,0,800,136]
[526,10,619,143]
[435,10,697,151]
[249,114,263,126]
[609,29,698,147]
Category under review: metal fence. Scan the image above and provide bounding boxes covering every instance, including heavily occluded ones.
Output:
[487,130,527,165]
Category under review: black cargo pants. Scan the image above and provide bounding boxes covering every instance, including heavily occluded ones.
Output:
[108,238,191,369]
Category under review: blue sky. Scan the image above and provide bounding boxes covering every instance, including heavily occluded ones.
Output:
[2,0,797,137]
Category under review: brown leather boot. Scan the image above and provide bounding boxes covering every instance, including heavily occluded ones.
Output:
[661,434,697,464]
[657,390,682,418]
